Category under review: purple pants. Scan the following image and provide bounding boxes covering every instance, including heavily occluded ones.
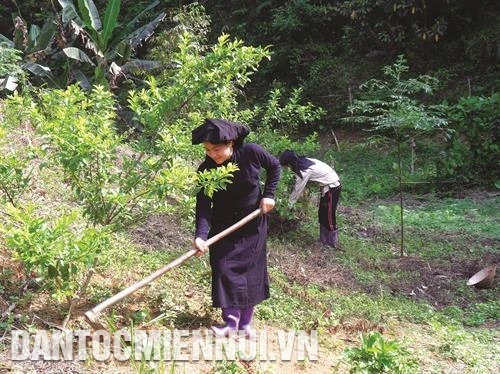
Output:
[222,306,254,329]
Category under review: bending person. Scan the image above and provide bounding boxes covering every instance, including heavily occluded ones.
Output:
[279,150,341,248]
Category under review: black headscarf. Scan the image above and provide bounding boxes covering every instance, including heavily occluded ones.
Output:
[191,118,250,147]
[279,150,314,177]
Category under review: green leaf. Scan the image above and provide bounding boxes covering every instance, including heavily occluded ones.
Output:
[123,0,159,31]
[47,264,58,278]
[77,0,102,31]
[0,76,19,91]
[60,263,70,280]
[63,47,96,66]
[27,25,41,50]
[71,68,92,90]
[120,59,161,74]
[58,0,83,25]
[0,34,14,47]
[101,0,120,49]
[23,62,52,77]
[128,12,166,50]
[35,17,58,52]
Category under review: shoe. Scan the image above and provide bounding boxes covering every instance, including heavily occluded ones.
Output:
[240,325,257,340]
[210,325,237,338]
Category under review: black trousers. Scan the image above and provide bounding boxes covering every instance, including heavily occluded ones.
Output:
[318,185,341,230]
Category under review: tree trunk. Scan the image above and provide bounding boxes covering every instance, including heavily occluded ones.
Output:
[397,137,405,257]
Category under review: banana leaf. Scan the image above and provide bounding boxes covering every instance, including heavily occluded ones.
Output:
[101,0,120,49]
[77,0,102,31]
[63,47,96,66]
[23,62,52,77]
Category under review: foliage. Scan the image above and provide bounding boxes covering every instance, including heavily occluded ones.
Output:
[255,87,326,134]
[131,32,271,140]
[345,55,446,133]
[148,2,211,62]
[131,4,328,224]
[0,125,34,205]
[437,93,500,186]
[58,0,166,89]
[344,331,419,373]
[429,320,500,369]
[335,0,448,44]
[5,86,196,231]
[212,360,246,374]
[344,55,447,255]
[0,42,27,93]
[1,204,109,302]
[0,14,57,90]
[201,0,499,125]
[374,197,500,238]
[326,139,399,203]
[196,163,239,198]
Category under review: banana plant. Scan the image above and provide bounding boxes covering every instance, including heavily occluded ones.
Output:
[58,0,165,88]
[0,15,58,91]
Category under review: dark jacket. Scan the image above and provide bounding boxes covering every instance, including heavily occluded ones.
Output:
[195,143,281,308]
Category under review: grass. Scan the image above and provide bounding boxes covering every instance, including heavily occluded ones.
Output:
[373,197,500,237]
[1,127,499,373]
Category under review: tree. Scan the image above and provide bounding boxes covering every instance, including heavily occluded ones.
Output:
[344,55,447,256]
[1,3,327,326]
[58,0,166,89]
[0,14,58,91]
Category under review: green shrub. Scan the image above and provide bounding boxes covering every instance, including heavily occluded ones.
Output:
[2,204,109,302]
[438,94,500,186]
[345,331,419,373]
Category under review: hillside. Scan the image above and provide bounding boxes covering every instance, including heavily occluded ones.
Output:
[1,124,498,373]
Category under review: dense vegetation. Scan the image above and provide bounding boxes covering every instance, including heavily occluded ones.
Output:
[0,1,498,373]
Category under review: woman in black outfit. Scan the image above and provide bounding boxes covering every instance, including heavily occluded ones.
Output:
[192,119,281,338]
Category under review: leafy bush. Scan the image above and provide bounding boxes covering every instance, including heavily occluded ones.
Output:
[58,0,166,89]
[1,204,109,302]
[437,94,500,186]
[255,87,326,134]
[5,86,200,231]
[0,125,34,205]
[0,15,56,91]
[345,331,419,373]
[0,42,27,93]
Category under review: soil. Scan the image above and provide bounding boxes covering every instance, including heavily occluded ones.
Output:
[267,198,500,311]
[1,191,498,373]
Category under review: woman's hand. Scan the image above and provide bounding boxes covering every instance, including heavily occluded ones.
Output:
[260,197,276,214]
[193,237,209,257]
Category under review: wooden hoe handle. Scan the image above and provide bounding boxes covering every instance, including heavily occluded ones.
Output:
[85,208,262,324]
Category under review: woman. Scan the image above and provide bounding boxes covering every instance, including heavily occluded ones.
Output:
[279,150,341,248]
[192,118,281,338]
